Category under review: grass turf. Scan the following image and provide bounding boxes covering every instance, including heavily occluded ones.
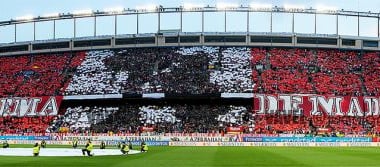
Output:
[1,145,380,167]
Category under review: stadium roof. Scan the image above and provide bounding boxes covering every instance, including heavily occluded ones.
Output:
[1,5,379,26]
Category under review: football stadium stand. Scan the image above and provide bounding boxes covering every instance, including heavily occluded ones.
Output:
[0,47,379,135]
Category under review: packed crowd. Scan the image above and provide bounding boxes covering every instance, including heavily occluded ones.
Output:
[43,103,380,135]
[209,47,253,93]
[64,47,254,95]
[118,47,217,94]
[0,47,377,97]
[0,116,55,133]
[254,114,377,135]
[312,50,362,96]
[0,47,379,135]
[361,52,380,96]
[47,104,253,134]
[0,56,28,97]
[260,48,314,94]
[0,52,85,97]
[252,48,375,96]
[64,50,128,95]
[47,106,119,133]
[250,48,380,134]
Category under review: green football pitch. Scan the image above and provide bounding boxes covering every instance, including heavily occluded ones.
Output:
[1,145,380,167]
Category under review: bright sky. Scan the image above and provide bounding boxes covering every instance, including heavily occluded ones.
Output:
[0,0,379,43]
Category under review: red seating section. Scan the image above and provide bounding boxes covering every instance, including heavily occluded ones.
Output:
[0,56,29,97]
[252,48,370,96]
[312,50,362,96]
[362,52,380,96]
[251,48,266,65]
[0,116,55,133]
[253,48,315,94]
[269,48,313,69]
[252,48,380,134]
[0,52,86,133]
[254,115,308,134]
[15,54,69,97]
[253,115,372,134]
[0,52,86,97]
[261,69,313,94]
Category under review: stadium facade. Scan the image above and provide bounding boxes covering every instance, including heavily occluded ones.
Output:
[1,6,380,55]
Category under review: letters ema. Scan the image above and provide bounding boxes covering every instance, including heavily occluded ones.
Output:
[0,97,62,117]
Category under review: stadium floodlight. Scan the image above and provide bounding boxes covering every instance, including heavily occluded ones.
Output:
[72,9,93,16]
[249,3,272,11]
[41,13,60,18]
[15,15,34,21]
[316,5,337,12]
[183,3,204,10]
[216,2,239,10]
[136,4,157,11]
[284,4,305,11]
[104,7,124,14]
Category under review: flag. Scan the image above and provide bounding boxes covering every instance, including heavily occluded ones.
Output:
[32,65,40,69]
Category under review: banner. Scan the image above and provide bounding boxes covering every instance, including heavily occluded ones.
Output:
[0,96,63,117]
[141,127,154,132]
[169,136,238,142]
[142,93,165,98]
[226,127,244,133]
[221,93,253,98]
[253,94,380,116]
[63,135,170,142]
[169,141,277,146]
[130,141,169,146]
[64,94,122,100]
[0,136,51,140]
[243,137,263,142]
[34,136,52,140]
[0,136,33,140]
[169,142,380,147]
[259,137,371,142]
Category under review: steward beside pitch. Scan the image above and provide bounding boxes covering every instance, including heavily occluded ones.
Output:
[33,143,40,156]
[2,140,9,148]
[128,141,133,150]
[100,141,106,149]
[121,142,129,155]
[141,142,148,152]
[82,139,94,156]
[41,140,47,148]
[72,138,78,149]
